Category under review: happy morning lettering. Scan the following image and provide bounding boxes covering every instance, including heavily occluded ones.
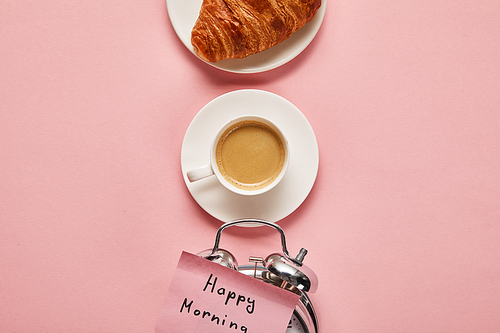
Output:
[179,273,255,332]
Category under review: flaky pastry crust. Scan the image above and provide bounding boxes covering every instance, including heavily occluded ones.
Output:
[191,0,322,62]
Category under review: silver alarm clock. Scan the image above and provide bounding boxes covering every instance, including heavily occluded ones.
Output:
[197,219,319,333]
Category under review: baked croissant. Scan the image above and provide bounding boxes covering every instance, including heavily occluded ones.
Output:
[191,0,322,62]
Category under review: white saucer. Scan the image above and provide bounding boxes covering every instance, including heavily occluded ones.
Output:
[166,0,327,74]
[181,89,319,223]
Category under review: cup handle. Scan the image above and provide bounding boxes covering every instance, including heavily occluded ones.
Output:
[187,164,215,182]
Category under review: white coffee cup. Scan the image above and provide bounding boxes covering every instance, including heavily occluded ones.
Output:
[186,115,290,196]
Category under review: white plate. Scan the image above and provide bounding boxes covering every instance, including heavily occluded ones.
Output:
[181,89,319,223]
[166,0,327,73]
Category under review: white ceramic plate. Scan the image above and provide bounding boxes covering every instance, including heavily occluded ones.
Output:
[166,0,327,73]
[181,89,319,223]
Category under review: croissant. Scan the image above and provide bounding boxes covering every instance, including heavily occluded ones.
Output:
[191,0,322,62]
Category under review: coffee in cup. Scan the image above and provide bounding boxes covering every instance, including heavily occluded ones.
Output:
[186,116,289,196]
[215,119,286,191]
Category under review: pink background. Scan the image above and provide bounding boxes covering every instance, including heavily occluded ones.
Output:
[1,0,499,332]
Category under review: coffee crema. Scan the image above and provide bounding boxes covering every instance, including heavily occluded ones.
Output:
[215,120,286,191]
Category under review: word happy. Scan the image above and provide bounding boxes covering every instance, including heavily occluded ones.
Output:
[178,274,256,332]
[203,273,256,314]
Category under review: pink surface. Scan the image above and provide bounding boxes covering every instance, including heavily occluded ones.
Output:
[155,251,299,332]
[1,0,500,332]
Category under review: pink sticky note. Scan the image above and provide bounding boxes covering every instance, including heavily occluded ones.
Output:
[155,251,300,333]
